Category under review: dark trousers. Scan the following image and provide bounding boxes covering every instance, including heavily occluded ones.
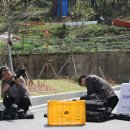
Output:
[3,97,31,112]
[107,96,119,111]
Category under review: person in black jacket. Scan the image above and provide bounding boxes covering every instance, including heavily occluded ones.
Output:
[78,74,119,111]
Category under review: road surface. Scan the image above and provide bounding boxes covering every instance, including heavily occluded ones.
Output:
[0,90,130,130]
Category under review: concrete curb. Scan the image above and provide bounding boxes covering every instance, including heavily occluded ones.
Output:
[0,90,87,108]
[0,85,120,108]
[31,90,87,106]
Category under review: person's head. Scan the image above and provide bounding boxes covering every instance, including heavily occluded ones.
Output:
[78,75,87,87]
[0,66,13,80]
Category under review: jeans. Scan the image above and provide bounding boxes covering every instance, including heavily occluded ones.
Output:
[107,96,119,111]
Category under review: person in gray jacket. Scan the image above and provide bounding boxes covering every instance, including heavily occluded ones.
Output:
[78,74,119,111]
[0,66,31,113]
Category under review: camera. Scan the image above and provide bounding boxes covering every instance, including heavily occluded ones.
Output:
[7,67,26,86]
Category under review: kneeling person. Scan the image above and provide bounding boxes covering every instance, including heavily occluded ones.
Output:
[0,66,31,115]
[78,74,119,111]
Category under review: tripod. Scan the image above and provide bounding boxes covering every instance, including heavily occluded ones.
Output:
[90,43,106,80]
[8,40,33,84]
[37,34,57,80]
[56,54,78,78]
[54,25,78,78]
[37,59,57,80]
[90,64,106,80]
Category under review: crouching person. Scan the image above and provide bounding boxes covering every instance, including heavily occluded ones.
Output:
[0,66,31,119]
[78,74,119,112]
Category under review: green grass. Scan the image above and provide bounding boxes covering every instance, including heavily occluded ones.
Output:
[0,79,85,100]
[1,22,130,54]
[15,23,130,54]
[43,79,85,92]
[27,79,86,96]
[0,79,119,99]
[29,79,118,96]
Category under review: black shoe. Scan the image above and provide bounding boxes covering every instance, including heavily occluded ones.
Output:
[25,110,34,119]
[9,104,18,119]
[108,113,115,120]
[17,109,26,119]
[3,114,11,120]
[0,110,3,120]
[44,113,48,118]
[2,108,11,120]
[3,108,9,116]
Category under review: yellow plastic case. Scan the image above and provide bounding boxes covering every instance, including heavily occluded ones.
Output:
[48,100,86,126]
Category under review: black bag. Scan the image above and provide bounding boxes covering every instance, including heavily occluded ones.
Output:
[86,110,109,122]
[85,99,112,122]
[87,113,115,122]
[86,99,106,111]
[87,111,104,118]
[86,116,103,122]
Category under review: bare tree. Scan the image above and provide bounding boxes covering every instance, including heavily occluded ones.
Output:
[91,0,98,9]
[0,0,34,71]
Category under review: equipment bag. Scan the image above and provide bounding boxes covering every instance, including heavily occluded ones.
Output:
[85,99,112,122]
[86,116,103,123]
[86,110,109,122]
[86,99,107,111]
[87,111,104,118]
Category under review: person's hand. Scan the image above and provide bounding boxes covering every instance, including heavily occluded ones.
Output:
[3,84,10,92]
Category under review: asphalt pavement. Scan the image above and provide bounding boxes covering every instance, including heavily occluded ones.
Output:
[1,90,130,130]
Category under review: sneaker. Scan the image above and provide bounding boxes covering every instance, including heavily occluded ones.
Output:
[17,109,26,119]
[25,110,34,119]
[9,104,18,119]
[3,108,9,116]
